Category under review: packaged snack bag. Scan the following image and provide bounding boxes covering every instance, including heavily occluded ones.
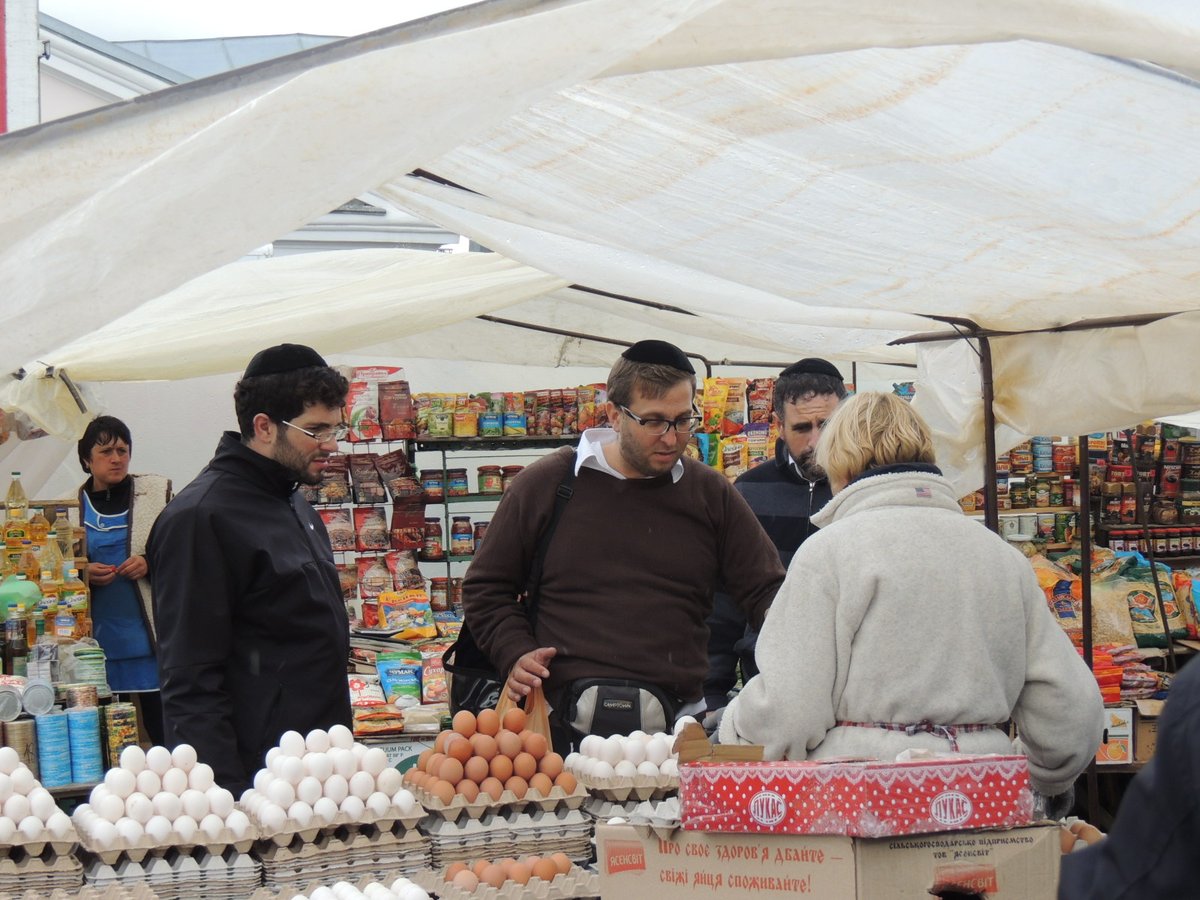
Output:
[718,377,748,436]
[348,674,387,708]
[378,588,437,641]
[345,381,382,442]
[701,379,729,433]
[747,378,774,424]
[375,649,423,709]
[384,550,424,590]
[389,505,426,551]
[420,652,449,705]
[317,456,351,505]
[320,508,355,552]
[378,380,415,440]
[348,454,387,503]
[353,506,390,552]
[357,556,392,599]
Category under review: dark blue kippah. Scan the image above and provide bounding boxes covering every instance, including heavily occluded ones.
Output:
[621,339,695,374]
[243,343,327,378]
[778,358,843,381]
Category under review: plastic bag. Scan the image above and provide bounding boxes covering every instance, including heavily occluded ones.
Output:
[495,682,552,743]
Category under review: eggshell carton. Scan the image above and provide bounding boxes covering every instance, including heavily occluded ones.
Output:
[413,863,598,900]
[565,769,678,802]
[411,783,587,822]
[73,821,259,864]
[245,803,424,847]
[0,821,80,857]
[247,872,431,900]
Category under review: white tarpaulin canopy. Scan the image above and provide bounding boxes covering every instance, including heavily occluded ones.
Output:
[3,0,1200,491]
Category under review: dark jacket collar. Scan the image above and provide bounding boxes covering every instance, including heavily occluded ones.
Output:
[851,462,943,483]
[210,431,298,498]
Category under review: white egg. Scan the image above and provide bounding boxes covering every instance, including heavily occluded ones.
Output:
[278,730,307,759]
[311,890,337,900]
[303,752,333,782]
[0,816,15,844]
[119,745,147,774]
[145,745,173,776]
[172,814,198,842]
[673,715,698,735]
[287,801,313,827]
[88,784,109,806]
[135,769,162,798]
[45,811,72,839]
[322,774,349,805]
[636,761,661,778]
[91,819,118,849]
[206,786,234,819]
[152,791,182,821]
[628,729,648,743]
[224,809,251,839]
[614,760,639,779]
[348,771,375,801]
[170,744,198,773]
[279,756,305,786]
[660,758,679,778]
[199,812,225,840]
[328,723,354,750]
[9,766,33,796]
[350,743,367,760]
[0,747,19,775]
[114,817,144,845]
[305,729,331,754]
[266,779,296,808]
[4,794,31,823]
[18,815,43,841]
[296,776,322,806]
[607,816,628,825]
[375,767,403,797]
[599,736,624,767]
[365,791,391,818]
[393,789,416,816]
[144,815,172,844]
[125,792,154,825]
[188,763,215,792]
[339,795,365,821]
[331,748,357,780]
[580,757,597,776]
[0,773,12,804]
[253,769,274,792]
[180,789,209,822]
[645,736,670,767]
[591,761,615,780]
[361,747,388,777]
[363,886,392,900]
[579,735,602,759]
[245,795,265,816]
[240,787,257,805]
[28,788,55,823]
[622,739,646,766]
[264,746,281,769]
[563,752,582,772]
[161,767,189,796]
[312,796,340,825]
[103,767,135,799]
[258,803,286,834]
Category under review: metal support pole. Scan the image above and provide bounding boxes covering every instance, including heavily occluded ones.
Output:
[978,336,1000,534]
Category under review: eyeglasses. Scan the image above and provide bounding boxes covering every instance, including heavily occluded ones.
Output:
[281,420,350,444]
[619,405,703,436]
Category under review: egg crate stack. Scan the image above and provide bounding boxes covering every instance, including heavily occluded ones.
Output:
[256,821,428,893]
[420,806,592,869]
[0,885,160,900]
[72,745,255,866]
[82,846,260,900]
[0,843,84,895]
[246,873,430,900]
[563,730,681,803]
[240,725,425,847]
[413,854,599,900]
[0,748,83,895]
[579,794,679,825]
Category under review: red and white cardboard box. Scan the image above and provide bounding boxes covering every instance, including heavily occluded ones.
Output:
[680,754,1034,837]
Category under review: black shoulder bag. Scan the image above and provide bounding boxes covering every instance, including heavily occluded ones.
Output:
[444,462,576,715]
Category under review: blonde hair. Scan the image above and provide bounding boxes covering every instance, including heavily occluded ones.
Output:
[816,392,936,488]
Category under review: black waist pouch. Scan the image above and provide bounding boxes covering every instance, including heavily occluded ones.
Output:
[561,677,679,744]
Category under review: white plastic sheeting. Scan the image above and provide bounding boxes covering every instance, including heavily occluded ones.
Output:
[3,0,1200,492]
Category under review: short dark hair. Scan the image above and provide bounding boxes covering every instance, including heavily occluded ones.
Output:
[78,415,132,471]
[233,366,350,440]
[773,371,847,413]
[605,356,696,408]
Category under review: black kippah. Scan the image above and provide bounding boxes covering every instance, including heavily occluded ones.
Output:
[778,358,843,381]
[242,343,328,378]
[620,339,695,374]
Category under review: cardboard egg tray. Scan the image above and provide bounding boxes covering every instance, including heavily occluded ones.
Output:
[0,843,84,895]
[413,863,599,900]
[243,803,424,847]
[410,783,586,822]
[73,821,259,865]
[420,808,593,869]
[580,794,679,826]
[0,886,160,900]
[256,822,429,893]
[0,832,79,859]
[246,874,428,900]
[563,767,677,802]
[82,846,261,900]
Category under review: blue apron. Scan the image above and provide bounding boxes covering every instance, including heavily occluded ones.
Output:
[82,494,157,692]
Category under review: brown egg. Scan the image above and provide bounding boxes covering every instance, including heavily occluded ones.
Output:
[529,772,553,798]
[501,707,527,733]
[470,733,498,761]
[479,776,504,801]
[512,751,537,781]
[496,730,523,760]
[464,755,490,784]
[430,779,455,805]
[408,770,427,788]
[452,710,478,738]
[489,754,513,783]
[452,870,480,892]
[446,735,473,764]
[455,779,480,802]
[523,731,549,760]
[424,752,447,775]
[434,730,452,754]
[524,855,542,869]
[550,852,572,875]
[445,862,468,882]
[538,752,564,779]
[496,857,518,870]
[480,864,507,889]
[416,749,434,772]
[504,775,529,799]
[438,757,465,786]
[554,772,577,793]
[531,858,559,882]
[476,708,501,737]
[472,859,491,878]
[507,861,532,885]
[402,768,420,785]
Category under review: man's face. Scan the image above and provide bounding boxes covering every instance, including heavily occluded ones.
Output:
[776,392,842,479]
[608,380,696,478]
[271,403,344,485]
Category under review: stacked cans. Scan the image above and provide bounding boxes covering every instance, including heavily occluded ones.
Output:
[35,710,72,787]
[67,706,103,783]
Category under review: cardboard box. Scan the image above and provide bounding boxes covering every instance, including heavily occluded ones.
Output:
[679,755,1033,837]
[595,823,1060,899]
[1134,699,1162,764]
[1095,707,1134,765]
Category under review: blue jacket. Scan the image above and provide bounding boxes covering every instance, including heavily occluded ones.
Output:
[733,438,833,569]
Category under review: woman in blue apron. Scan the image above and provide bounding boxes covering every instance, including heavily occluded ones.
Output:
[78,416,172,746]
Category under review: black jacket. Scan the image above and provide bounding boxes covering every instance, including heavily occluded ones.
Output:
[733,438,833,569]
[148,432,350,793]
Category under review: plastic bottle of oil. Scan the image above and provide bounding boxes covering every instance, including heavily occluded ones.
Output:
[3,473,28,551]
[37,534,64,587]
[26,508,49,547]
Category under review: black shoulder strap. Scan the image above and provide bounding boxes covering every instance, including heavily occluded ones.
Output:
[524,451,577,626]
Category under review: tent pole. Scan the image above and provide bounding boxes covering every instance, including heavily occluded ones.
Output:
[1078,435,1095,671]
[978,335,1000,534]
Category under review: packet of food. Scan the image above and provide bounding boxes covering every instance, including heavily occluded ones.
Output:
[744,423,771,468]
[718,377,748,436]
[353,506,390,552]
[525,393,539,435]
[335,563,357,602]
[317,456,351,505]
[415,394,432,438]
[720,434,749,482]
[701,379,729,433]
[576,385,596,431]
[549,389,565,436]
[349,454,388,504]
[420,652,449,705]
[747,378,774,424]
[320,508,355,552]
[389,505,425,551]
[379,380,415,440]
[434,611,463,640]
[378,588,437,641]
[345,381,382,442]
[384,550,424,590]
[357,556,392,599]
[348,673,387,708]
[376,649,423,708]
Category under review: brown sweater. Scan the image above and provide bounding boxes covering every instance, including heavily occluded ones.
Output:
[462,446,785,705]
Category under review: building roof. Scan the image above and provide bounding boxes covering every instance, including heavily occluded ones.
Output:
[39,13,192,84]
[115,34,339,80]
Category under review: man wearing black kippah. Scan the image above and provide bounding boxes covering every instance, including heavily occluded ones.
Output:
[464,340,785,751]
[704,358,847,716]
[148,344,353,793]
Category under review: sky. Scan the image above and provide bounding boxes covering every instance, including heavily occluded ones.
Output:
[38,0,477,41]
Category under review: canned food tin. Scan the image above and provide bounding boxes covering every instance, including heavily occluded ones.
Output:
[3,718,38,778]
[102,702,139,770]
[1037,513,1056,539]
[21,678,55,717]
[1053,512,1076,543]
[0,686,22,722]
[35,711,71,788]
[64,683,98,709]
[67,705,103,783]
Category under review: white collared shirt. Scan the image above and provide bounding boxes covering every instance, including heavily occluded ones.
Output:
[575,427,685,483]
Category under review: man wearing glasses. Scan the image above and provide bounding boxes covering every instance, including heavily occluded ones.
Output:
[148,343,352,793]
[464,339,785,751]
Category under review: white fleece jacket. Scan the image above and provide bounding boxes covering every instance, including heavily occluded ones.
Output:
[719,470,1104,796]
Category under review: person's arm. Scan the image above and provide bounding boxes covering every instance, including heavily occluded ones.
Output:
[718,481,786,630]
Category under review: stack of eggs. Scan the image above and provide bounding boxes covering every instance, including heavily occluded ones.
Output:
[72,744,252,852]
[298,876,430,900]
[442,852,574,893]
[0,747,74,846]
[565,730,680,782]
[239,724,419,834]
[403,708,576,808]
